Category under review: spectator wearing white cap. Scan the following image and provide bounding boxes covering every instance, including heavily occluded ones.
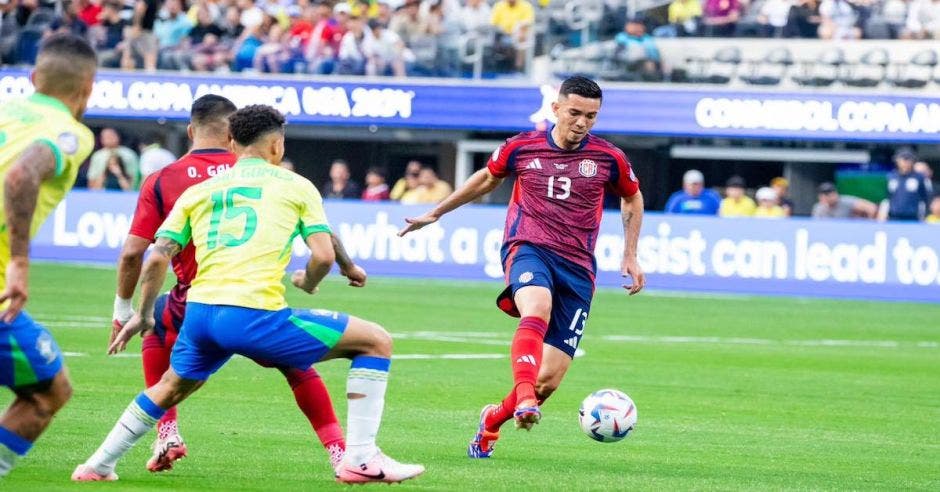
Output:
[753,187,786,218]
[664,169,721,215]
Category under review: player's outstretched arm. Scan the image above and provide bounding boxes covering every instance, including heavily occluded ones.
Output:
[399,168,503,236]
[111,235,151,340]
[331,234,366,287]
[292,232,335,294]
[621,191,646,296]
[109,238,181,354]
[0,143,57,323]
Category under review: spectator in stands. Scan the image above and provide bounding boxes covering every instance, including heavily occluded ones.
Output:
[462,0,492,34]
[88,128,140,189]
[254,21,290,72]
[902,0,940,38]
[914,161,934,192]
[47,0,89,38]
[703,0,742,37]
[390,159,422,200]
[239,0,264,30]
[90,154,134,191]
[926,196,940,223]
[719,176,756,217]
[77,0,102,27]
[758,0,793,36]
[91,1,127,67]
[788,0,822,38]
[303,2,342,74]
[882,0,909,38]
[190,8,234,71]
[155,0,194,69]
[664,169,721,215]
[771,177,794,216]
[123,0,160,70]
[369,19,410,76]
[323,159,362,199]
[139,134,176,178]
[666,0,702,36]
[390,0,427,46]
[614,17,661,81]
[812,182,878,219]
[754,187,786,218]
[885,149,931,221]
[400,166,453,204]
[0,0,18,64]
[818,0,861,39]
[362,167,391,201]
[428,0,461,77]
[376,1,394,25]
[490,0,534,70]
[338,15,371,75]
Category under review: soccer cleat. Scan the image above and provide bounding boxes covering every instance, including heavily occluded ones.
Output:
[335,449,425,484]
[71,464,118,482]
[513,398,541,431]
[327,443,345,473]
[468,404,500,458]
[146,427,188,473]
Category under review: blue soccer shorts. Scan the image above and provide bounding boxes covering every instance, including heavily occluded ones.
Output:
[0,311,64,389]
[170,303,350,381]
[497,242,594,358]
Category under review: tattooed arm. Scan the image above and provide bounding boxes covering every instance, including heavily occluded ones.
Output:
[0,143,58,322]
[332,234,366,287]
[620,191,645,296]
[108,237,182,354]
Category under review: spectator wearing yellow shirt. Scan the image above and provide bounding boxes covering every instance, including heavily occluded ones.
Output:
[668,0,703,35]
[926,196,940,223]
[390,160,423,201]
[719,176,756,217]
[491,0,535,70]
[400,167,453,204]
[754,187,786,218]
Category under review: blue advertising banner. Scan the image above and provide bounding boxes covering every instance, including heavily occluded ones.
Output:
[34,191,940,303]
[2,69,940,142]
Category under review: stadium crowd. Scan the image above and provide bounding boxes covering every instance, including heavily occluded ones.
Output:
[79,126,939,222]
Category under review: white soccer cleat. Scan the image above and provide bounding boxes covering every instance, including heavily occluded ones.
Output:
[71,463,118,482]
[335,449,424,484]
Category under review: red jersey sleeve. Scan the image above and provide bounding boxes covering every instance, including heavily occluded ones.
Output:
[128,173,164,242]
[606,148,640,198]
[486,141,513,178]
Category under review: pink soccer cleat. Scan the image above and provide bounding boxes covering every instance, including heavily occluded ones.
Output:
[146,429,188,472]
[335,450,425,484]
[468,404,500,458]
[71,464,118,482]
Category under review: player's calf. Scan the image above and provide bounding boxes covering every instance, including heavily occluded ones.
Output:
[0,370,72,478]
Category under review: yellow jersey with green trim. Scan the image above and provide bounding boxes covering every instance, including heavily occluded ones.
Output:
[0,93,95,292]
[156,157,331,311]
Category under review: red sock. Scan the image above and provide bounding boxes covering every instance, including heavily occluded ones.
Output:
[484,317,549,432]
[142,334,178,429]
[283,368,345,450]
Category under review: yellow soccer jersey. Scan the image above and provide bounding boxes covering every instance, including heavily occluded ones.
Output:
[0,93,95,290]
[719,197,757,218]
[156,157,331,311]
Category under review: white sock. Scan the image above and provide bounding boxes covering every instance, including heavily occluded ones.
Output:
[0,445,18,478]
[86,394,164,474]
[345,356,390,465]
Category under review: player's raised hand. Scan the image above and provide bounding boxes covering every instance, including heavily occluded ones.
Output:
[341,264,367,288]
[108,313,153,355]
[0,258,29,323]
[398,213,439,237]
[291,269,319,294]
[621,257,645,296]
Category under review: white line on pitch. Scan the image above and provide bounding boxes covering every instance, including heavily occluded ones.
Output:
[601,335,939,349]
[63,352,515,361]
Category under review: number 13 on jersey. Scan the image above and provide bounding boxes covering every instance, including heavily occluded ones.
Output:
[547,176,571,200]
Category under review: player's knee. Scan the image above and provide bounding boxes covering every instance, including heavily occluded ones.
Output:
[365,321,393,358]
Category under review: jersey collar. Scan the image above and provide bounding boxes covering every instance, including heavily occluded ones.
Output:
[545,126,589,152]
[28,92,71,115]
[236,156,269,166]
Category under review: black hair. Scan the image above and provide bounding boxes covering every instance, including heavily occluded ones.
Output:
[366,166,387,179]
[191,94,237,127]
[228,105,285,146]
[559,75,602,101]
[38,33,96,65]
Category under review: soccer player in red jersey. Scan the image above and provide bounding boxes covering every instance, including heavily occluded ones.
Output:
[400,76,645,458]
[111,95,361,472]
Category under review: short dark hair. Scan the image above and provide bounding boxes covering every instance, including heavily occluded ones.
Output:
[366,166,387,179]
[38,33,96,65]
[191,94,237,127]
[34,33,97,96]
[228,105,285,146]
[559,75,602,101]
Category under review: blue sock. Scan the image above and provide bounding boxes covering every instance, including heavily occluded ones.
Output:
[0,427,32,456]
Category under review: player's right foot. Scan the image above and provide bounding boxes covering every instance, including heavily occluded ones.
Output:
[71,464,118,482]
[513,398,541,431]
[335,450,425,484]
[327,443,345,473]
[146,431,188,472]
[468,404,500,458]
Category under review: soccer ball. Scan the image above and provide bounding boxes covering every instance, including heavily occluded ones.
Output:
[578,389,637,443]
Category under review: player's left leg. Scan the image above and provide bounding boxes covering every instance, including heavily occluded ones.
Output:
[274,365,346,470]
[142,294,186,473]
[0,312,72,478]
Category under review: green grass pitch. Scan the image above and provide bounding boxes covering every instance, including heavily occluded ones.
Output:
[2,263,939,490]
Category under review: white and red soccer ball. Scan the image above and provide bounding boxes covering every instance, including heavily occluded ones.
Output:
[578,389,637,443]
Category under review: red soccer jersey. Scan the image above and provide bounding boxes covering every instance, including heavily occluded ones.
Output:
[487,130,640,274]
[128,149,236,301]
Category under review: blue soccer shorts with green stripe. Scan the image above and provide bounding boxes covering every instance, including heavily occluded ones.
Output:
[0,311,64,388]
[170,303,349,381]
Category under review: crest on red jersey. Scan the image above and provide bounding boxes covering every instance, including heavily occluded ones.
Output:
[579,159,597,177]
